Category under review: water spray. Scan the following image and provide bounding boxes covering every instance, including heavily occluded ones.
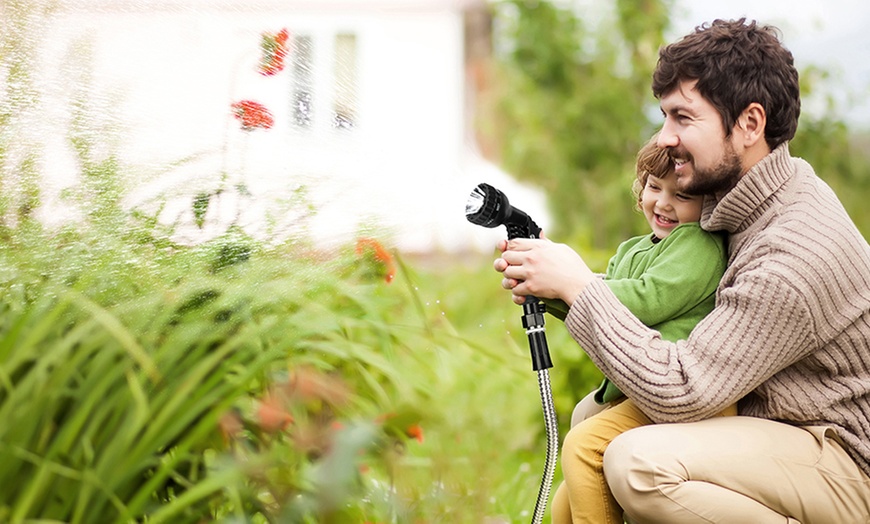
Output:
[465,183,557,524]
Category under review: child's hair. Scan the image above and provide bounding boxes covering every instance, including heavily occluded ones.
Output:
[632,133,673,207]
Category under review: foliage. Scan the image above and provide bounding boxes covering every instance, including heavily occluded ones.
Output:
[791,66,870,236]
[0,217,587,522]
[481,0,672,248]
[0,0,57,235]
[0,230,281,522]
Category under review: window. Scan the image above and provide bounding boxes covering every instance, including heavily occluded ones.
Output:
[292,35,313,128]
[332,33,357,130]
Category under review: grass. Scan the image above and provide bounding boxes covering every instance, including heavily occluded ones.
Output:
[0,221,607,523]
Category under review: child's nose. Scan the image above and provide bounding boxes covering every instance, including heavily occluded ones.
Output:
[657,194,675,210]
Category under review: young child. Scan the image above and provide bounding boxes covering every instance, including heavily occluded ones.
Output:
[547,134,736,523]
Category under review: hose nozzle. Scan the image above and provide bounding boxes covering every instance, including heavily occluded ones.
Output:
[465,183,541,239]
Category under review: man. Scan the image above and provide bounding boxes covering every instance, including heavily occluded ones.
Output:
[495,19,870,522]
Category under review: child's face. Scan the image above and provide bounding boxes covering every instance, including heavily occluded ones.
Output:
[641,174,704,239]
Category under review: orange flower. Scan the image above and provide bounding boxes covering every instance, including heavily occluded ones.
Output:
[287,366,351,406]
[257,391,293,433]
[405,423,424,443]
[231,100,274,130]
[355,237,396,283]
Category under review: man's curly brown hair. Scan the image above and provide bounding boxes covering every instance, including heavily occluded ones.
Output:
[653,18,801,149]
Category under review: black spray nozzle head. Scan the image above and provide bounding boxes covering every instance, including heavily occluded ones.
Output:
[465,182,540,239]
[465,183,510,228]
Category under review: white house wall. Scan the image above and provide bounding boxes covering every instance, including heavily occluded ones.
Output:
[34,1,548,252]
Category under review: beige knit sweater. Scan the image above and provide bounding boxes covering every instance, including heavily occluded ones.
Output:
[565,144,870,476]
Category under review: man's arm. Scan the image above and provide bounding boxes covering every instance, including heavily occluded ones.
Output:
[564,266,817,423]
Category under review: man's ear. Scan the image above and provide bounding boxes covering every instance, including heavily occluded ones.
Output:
[736,102,767,148]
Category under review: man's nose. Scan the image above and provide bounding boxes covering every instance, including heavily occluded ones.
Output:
[657,121,679,149]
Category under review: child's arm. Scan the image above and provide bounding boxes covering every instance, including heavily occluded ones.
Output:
[604,226,726,327]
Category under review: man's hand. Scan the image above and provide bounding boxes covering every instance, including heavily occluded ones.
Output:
[493,238,594,306]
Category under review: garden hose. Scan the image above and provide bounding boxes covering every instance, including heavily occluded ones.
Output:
[521,298,558,524]
[534,367,559,524]
[466,183,558,523]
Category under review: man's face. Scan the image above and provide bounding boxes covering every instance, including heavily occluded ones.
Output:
[657,80,744,196]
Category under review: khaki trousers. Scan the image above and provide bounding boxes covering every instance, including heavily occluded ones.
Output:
[552,394,736,523]
[604,416,870,523]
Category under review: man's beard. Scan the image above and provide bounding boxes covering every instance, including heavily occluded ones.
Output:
[673,142,743,196]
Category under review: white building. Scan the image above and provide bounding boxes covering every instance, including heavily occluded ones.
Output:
[33,0,549,253]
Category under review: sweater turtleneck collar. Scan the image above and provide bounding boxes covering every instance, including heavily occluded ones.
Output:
[700,143,794,234]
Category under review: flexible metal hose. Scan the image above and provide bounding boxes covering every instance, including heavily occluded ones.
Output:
[531,368,559,524]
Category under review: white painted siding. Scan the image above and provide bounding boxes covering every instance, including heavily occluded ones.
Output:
[33,0,549,252]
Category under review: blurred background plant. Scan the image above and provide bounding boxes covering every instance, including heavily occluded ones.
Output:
[1,0,869,522]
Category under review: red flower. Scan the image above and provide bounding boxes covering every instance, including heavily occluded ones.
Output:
[405,423,424,443]
[258,28,290,76]
[355,238,396,284]
[231,100,274,131]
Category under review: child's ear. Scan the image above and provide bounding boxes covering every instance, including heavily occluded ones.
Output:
[736,102,766,148]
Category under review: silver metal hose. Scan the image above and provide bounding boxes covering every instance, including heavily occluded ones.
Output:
[531,368,559,524]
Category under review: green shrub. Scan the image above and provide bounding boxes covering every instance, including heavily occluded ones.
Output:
[0,226,584,523]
